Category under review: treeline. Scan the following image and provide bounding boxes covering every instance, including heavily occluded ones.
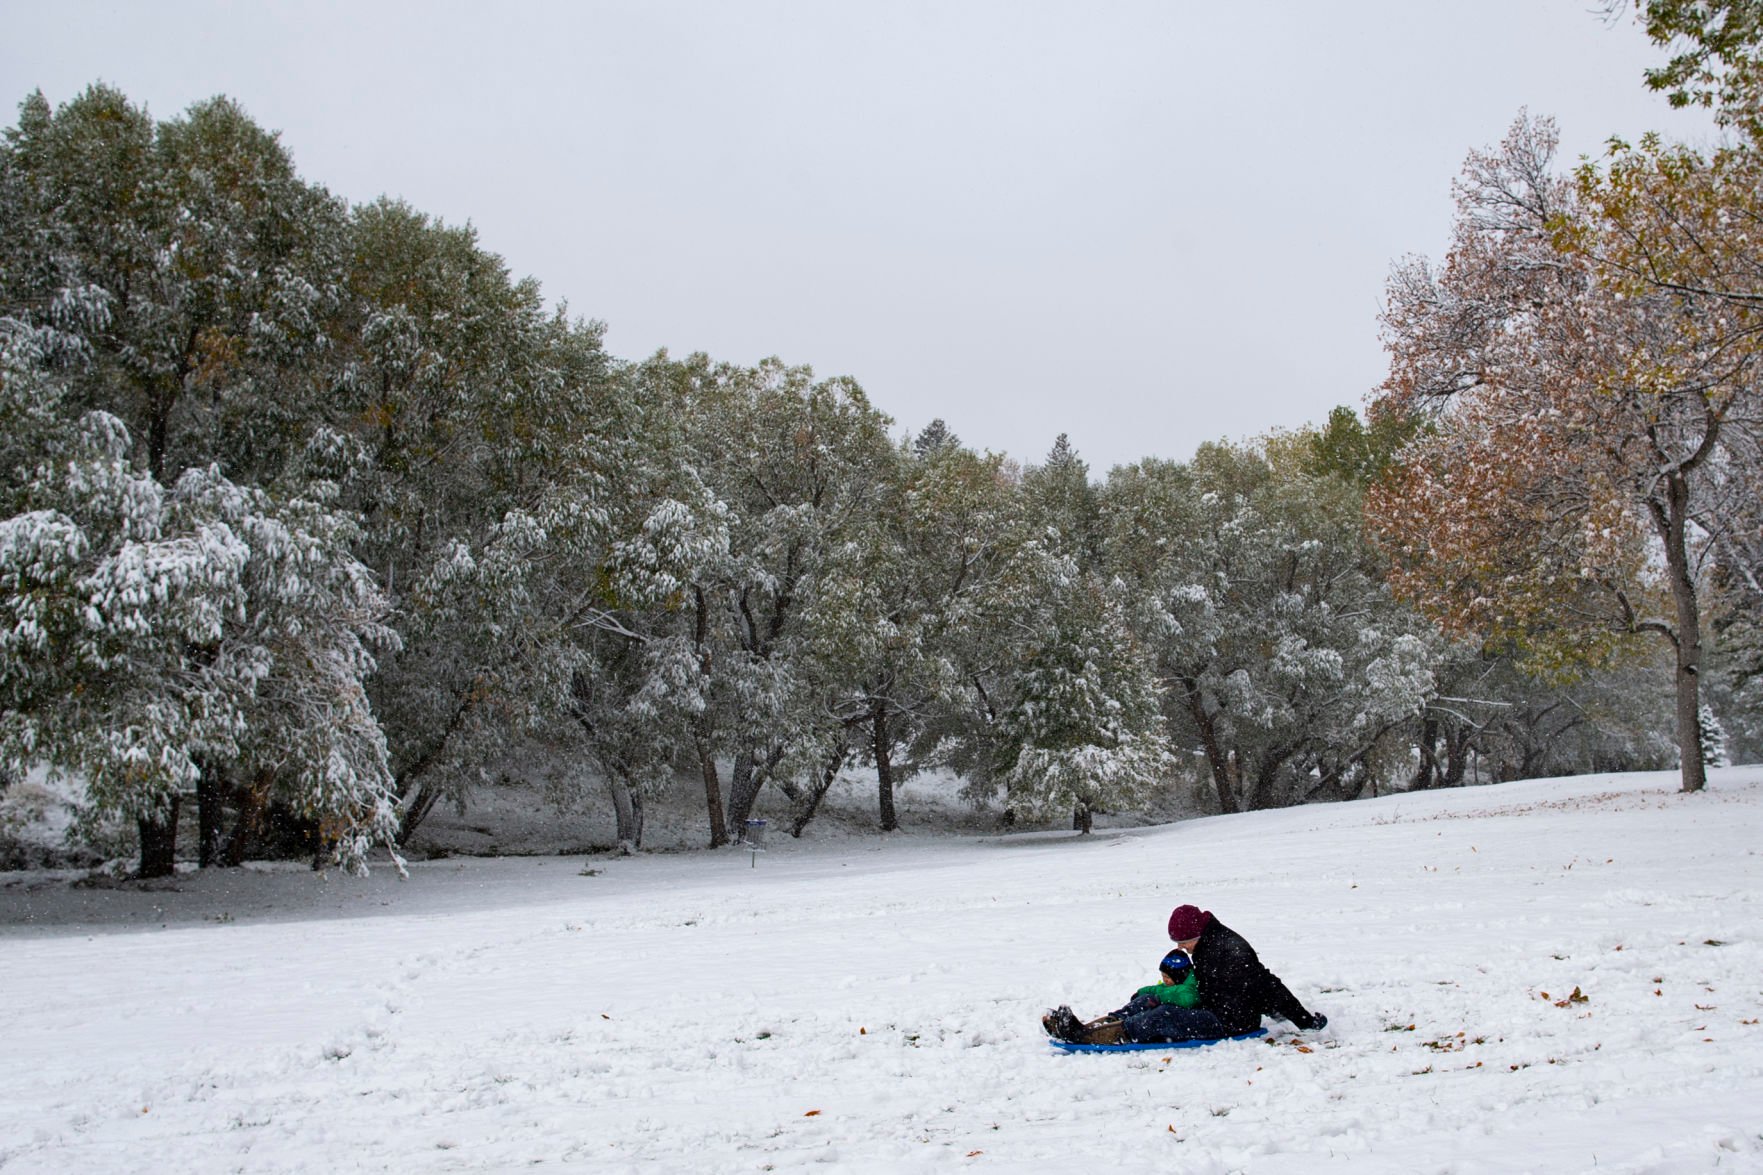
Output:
[0,52,1755,875]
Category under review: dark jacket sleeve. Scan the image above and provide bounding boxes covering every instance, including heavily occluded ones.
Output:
[1195,921,1317,1032]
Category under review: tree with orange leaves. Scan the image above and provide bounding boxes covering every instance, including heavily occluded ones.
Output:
[1368,114,1763,793]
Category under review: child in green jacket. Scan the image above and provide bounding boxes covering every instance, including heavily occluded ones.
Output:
[1128,948,1201,1009]
[1043,949,1199,1043]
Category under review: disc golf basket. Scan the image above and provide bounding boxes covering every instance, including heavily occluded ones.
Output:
[741,818,767,868]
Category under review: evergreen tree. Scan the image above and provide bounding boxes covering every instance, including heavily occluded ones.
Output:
[991,563,1170,831]
[912,418,959,457]
[1021,433,1100,567]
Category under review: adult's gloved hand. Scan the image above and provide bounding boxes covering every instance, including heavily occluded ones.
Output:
[1306,1012,1328,1031]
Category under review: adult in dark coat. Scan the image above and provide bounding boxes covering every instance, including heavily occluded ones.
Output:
[1166,903,1326,1033]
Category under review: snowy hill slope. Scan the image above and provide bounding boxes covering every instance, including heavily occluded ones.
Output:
[2,767,1761,1173]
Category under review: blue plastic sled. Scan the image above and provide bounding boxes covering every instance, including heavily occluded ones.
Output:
[1049,1027,1267,1053]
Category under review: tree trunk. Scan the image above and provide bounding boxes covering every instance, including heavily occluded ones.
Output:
[392,690,476,843]
[725,748,761,830]
[397,780,443,843]
[146,379,173,483]
[690,586,729,847]
[874,705,898,832]
[1410,715,1439,790]
[728,743,786,831]
[791,743,850,838]
[197,770,224,868]
[1661,475,1708,793]
[695,733,729,848]
[220,769,274,867]
[1319,751,1371,802]
[1443,724,1471,787]
[136,797,180,879]
[1072,801,1092,834]
[606,772,644,854]
[1180,677,1239,814]
[1246,751,1293,812]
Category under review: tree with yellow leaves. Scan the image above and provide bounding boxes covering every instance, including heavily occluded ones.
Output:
[1369,114,1763,793]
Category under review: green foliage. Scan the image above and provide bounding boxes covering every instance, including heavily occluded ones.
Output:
[1630,0,1763,136]
[1301,405,1419,486]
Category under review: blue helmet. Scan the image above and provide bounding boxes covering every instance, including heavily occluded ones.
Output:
[1159,948,1194,980]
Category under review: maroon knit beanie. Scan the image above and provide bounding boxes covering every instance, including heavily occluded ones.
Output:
[1167,904,1211,941]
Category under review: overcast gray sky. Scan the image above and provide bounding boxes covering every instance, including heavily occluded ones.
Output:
[0,1,1717,472]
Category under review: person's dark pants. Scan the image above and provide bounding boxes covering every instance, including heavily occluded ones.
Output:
[1110,997,1236,1044]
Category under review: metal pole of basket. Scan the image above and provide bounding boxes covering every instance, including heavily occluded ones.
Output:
[742,818,767,868]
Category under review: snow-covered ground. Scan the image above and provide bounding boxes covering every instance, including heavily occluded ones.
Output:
[3,767,1761,1173]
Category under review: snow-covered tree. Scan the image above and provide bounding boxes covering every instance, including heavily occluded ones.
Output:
[990,559,1171,831]
[912,417,960,457]
[1103,443,1437,812]
[562,365,731,852]
[662,354,897,843]
[323,203,635,840]
[1,86,368,864]
[885,441,1176,829]
[0,339,399,875]
[790,433,1020,834]
[0,86,348,487]
[893,446,1033,807]
[1021,433,1101,567]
